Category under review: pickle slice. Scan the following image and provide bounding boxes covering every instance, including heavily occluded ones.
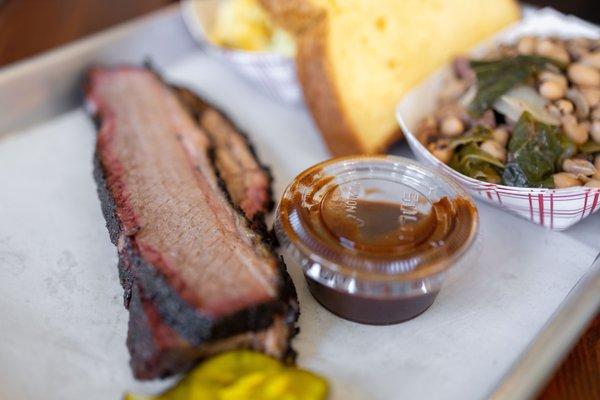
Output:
[218,371,277,400]
[221,369,329,400]
[124,350,328,400]
[124,395,152,400]
[192,350,283,388]
[124,377,217,400]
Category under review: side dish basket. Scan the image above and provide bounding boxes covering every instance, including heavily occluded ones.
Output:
[181,0,302,104]
[396,9,600,230]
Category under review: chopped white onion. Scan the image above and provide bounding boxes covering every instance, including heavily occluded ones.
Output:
[459,85,477,108]
[492,85,560,125]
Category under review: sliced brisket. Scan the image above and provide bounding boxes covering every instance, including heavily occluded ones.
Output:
[87,67,297,379]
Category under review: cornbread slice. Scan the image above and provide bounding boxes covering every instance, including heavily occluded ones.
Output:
[260,0,520,155]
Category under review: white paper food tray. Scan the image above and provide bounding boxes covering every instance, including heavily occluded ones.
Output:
[0,5,598,400]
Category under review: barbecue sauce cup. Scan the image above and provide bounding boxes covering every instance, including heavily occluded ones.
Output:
[275,156,478,325]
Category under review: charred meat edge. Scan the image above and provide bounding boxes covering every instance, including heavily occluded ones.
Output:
[127,283,298,379]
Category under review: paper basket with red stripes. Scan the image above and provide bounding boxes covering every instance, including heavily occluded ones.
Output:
[395,8,600,230]
[400,125,600,230]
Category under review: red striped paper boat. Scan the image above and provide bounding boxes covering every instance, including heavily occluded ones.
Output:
[396,9,600,230]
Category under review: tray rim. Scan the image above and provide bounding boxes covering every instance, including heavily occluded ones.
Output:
[0,3,196,135]
[0,4,598,400]
[488,254,600,399]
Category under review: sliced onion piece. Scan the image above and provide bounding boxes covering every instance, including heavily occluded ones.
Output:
[459,85,477,108]
[493,85,560,126]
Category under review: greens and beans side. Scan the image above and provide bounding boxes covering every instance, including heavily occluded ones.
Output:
[417,37,600,188]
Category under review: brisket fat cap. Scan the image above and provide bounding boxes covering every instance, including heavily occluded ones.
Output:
[173,87,275,222]
[87,67,298,378]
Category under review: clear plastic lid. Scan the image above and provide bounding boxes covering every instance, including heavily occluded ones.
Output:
[275,156,478,298]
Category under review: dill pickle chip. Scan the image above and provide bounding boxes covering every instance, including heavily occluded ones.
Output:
[124,379,217,400]
[124,394,153,400]
[218,369,328,400]
[124,350,328,400]
[218,371,278,399]
[251,369,328,400]
[191,350,283,387]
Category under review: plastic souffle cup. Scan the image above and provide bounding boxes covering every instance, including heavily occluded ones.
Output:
[275,156,479,325]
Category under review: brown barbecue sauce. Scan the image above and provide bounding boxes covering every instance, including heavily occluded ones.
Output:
[276,156,478,325]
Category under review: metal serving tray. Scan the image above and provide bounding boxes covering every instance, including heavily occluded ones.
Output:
[0,5,598,400]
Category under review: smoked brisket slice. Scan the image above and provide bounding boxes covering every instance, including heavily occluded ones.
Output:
[87,67,297,379]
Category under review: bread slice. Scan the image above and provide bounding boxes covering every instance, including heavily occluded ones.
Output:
[260,0,520,155]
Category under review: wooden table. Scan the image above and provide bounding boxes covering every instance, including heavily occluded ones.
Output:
[0,1,598,399]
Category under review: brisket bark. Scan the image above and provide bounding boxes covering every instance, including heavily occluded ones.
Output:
[87,67,297,379]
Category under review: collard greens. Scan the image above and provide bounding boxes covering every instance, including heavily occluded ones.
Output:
[449,125,493,149]
[450,141,503,184]
[469,55,564,117]
[502,111,575,188]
